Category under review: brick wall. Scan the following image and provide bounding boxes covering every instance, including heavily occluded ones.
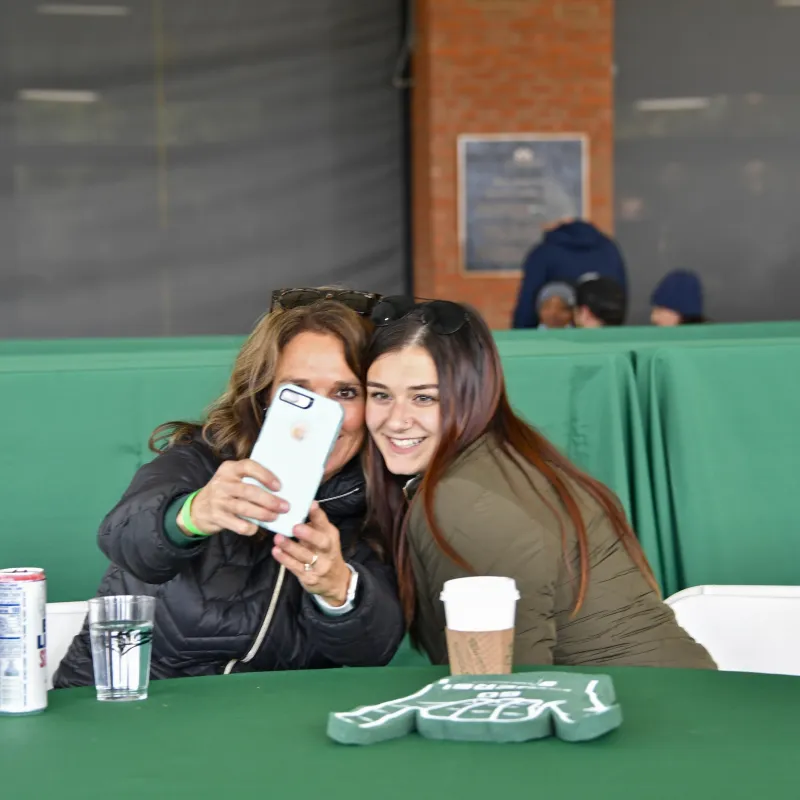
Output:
[411,0,614,328]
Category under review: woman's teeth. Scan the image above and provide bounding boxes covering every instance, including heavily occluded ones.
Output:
[390,437,423,449]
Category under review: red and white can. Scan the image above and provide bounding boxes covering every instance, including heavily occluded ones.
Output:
[0,568,47,714]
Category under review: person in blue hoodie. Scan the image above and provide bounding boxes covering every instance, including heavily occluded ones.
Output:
[650,269,706,326]
[512,220,628,328]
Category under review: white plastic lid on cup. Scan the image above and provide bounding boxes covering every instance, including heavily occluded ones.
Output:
[440,576,520,632]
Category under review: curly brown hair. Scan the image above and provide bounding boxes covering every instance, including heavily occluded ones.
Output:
[150,301,372,458]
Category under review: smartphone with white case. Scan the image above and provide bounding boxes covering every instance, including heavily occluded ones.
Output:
[241,383,344,537]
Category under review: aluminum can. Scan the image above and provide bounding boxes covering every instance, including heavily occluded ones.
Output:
[0,568,47,714]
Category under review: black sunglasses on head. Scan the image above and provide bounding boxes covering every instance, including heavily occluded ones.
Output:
[370,296,468,335]
[270,288,382,316]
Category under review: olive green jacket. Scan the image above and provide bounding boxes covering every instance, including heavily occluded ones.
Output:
[407,435,716,669]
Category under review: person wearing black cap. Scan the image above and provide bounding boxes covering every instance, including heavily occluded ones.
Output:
[650,270,706,326]
[574,275,627,328]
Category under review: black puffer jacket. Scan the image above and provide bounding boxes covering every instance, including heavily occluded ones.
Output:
[53,440,404,687]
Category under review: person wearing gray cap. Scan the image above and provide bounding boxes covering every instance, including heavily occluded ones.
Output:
[536,282,576,329]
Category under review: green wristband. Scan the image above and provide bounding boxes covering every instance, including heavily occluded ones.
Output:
[179,490,209,537]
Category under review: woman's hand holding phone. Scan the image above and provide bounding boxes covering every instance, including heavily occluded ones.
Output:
[182,459,290,537]
[272,502,352,606]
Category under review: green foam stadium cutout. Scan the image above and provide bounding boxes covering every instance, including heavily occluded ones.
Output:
[328,672,622,745]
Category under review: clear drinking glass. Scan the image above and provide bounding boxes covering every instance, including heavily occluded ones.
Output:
[88,595,156,701]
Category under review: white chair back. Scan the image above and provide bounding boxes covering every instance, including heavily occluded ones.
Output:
[666,585,800,676]
[46,601,88,689]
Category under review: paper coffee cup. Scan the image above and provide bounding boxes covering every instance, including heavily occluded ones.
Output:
[440,577,520,675]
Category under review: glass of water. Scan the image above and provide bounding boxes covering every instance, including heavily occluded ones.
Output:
[88,595,156,702]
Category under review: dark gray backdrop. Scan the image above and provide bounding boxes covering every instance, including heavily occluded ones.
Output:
[0,0,406,337]
[615,0,800,323]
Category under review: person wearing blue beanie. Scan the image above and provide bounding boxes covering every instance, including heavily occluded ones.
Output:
[650,270,706,326]
[512,219,628,329]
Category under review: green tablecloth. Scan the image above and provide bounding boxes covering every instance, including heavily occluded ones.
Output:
[495,320,800,348]
[2,325,798,602]
[0,345,234,601]
[2,666,796,799]
[641,340,800,596]
[498,324,800,594]
[0,341,644,602]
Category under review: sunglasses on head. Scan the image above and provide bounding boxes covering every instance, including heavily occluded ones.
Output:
[270,288,382,316]
[370,296,468,335]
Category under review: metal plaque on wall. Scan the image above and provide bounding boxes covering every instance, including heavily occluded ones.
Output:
[458,135,588,274]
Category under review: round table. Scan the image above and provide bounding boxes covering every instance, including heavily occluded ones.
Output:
[1,665,796,799]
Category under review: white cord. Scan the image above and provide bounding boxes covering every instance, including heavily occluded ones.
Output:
[222,483,353,675]
[223,564,286,675]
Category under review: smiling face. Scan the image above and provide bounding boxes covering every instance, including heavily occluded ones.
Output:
[272,330,364,480]
[365,346,441,476]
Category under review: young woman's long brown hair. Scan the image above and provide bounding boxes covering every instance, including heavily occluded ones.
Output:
[150,301,371,457]
[364,304,659,627]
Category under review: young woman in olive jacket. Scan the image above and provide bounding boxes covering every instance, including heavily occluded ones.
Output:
[363,296,715,670]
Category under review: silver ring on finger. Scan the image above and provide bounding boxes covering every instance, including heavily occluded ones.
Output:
[304,553,319,572]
